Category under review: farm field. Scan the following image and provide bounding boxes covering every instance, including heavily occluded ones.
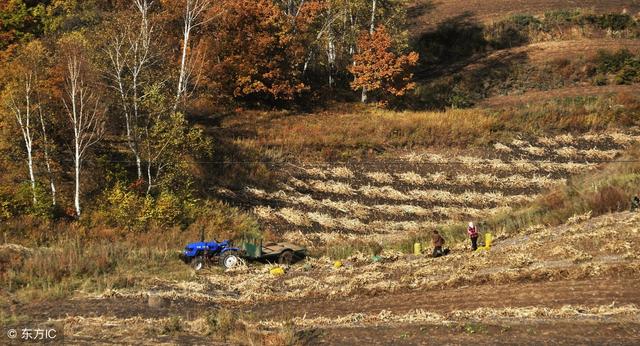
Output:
[9,210,640,344]
[233,131,639,248]
[479,84,640,107]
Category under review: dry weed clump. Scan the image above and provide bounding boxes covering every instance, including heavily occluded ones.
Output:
[511,159,538,173]
[308,212,337,228]
[509,253,535,268]
[300,167,327,179]
[308,180,355,195]
[511,138,529,147]
[359,185,409,200]
[396,171,428,185]
[554,133,575,145]
[580,148,619,161]
[330,166,355,179]
[522,145,546,157]
[276,208,311,226]
[493,142,512,153]
[288,177,309,189]
[252,206,276,220]
[608,132,636,146]
[555,146,578,158]
[536,136,558,147]
[317,199,371,218]
[365,171,394,184]
[566,211,592,225]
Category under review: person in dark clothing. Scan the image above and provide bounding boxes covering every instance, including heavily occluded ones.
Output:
[432,230,445,257]
[631,195,640,212]
[468,222,479,251]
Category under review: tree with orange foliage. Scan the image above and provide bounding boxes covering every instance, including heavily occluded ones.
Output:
[204,0,307,103]
[350,26,418,104]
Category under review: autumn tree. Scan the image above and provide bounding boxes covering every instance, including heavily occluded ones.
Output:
[59,33,105,217]
[205,0,307,103]
[104,0,155,180]
[0,40,56,206]
[350,26,418,104]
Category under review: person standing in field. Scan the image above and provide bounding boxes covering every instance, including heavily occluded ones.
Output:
[432,230,445,257]
[467,222,479,251]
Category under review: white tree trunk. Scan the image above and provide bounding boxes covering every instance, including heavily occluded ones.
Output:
[63,54,104,218]
[9,75,37,205]
[175,0,210,111]
[361,0,377,103]
[74,144,81,216]
[107,1,153,181]
[38,109,56,205]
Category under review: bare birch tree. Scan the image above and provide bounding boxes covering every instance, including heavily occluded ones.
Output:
[62,49,105,217]
[37,106,56,206]
[5,73,37,205]
[175,0,211,111]
[105,0,154,180]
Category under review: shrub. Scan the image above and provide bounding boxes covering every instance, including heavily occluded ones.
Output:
[596,49,635,74]
[99,181,200,230]
[206,309,237,339]
[595,14,636,31]
[615,62,640,85]
[161,316,184,335]
[487,14,540,49]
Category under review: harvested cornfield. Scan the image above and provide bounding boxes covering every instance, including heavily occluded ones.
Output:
[234,132,640,247]
[23,211,639,344]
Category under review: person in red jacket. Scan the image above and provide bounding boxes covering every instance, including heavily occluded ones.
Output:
[467,221,479,251]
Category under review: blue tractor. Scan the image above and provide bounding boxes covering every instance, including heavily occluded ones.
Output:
[179,239,241,270]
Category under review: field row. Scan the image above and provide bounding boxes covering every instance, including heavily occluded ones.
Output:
[297,161,597,182]
[248,186,534,210]
[289,174,563,195]
[252,204,509,232]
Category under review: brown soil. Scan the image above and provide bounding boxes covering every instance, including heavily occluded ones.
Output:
[317,321,640,345]
[246,278,640,321]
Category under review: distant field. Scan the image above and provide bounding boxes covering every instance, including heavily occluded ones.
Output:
[479,84,639,107]
[474,39,640,65]
[409,0,640,33]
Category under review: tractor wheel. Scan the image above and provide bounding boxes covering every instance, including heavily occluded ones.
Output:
[220,251,240,269]
[278,250,294,265]
[192,256,205,271]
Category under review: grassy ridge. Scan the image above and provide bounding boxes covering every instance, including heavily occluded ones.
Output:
[233,93,640,159]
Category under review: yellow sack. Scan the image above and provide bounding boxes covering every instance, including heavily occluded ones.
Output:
[485,233,493,248]
[270,267,285,276]
[413,242,422,255]
[333,260,343,268]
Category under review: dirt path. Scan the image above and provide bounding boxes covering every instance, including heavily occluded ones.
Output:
[317,321,640,345]
[247,278,640,321]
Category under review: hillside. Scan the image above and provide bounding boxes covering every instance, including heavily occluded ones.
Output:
[409,0,640,33]
[2,0,640,345]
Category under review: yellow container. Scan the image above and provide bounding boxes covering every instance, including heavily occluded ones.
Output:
[485,233,493,248]
[413,242,422,255]
[270,267,285,276]
[333,260,343,268]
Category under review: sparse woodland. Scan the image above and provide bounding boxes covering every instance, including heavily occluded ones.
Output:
[0,0,420,228]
